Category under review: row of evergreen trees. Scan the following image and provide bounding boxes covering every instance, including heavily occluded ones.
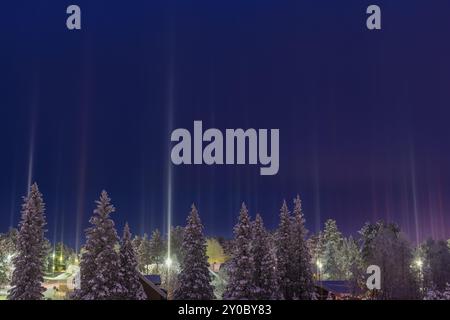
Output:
[7,185,146,300]
[5,183,450,300]
[5,183,317,300]
[222,197,315,300]
[173,196,317,300]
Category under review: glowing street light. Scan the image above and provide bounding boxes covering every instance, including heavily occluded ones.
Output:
[415,258,423,269]
[165,257,173,269]
[415,258,424,292]
[316,259,324,297]
[316,259,323,271]
[316,259,323,283]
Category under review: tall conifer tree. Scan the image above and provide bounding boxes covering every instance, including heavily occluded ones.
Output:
[8,183,47,300]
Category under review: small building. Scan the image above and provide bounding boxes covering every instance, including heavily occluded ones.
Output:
[138,274,167,300]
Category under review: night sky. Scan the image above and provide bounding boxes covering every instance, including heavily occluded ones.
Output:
[1,0,450,249]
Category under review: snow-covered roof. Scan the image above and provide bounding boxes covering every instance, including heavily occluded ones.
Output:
[143,275,161,286]
[315,280,354,295]
[138,274,167,300]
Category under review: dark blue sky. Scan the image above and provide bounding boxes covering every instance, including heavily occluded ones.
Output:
[1,0,450,249]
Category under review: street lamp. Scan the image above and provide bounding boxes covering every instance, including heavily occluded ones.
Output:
[415,258,424,291]
[165,257,173,269]
[165,256,174,299]
[52,251,56,273]
[316,259,323,281]
[415,258,423,269]
[316,259,323,271]
[316,259,324,297]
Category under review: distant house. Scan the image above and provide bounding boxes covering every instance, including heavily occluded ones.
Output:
[315,280,362,300]
[138,274,167,300]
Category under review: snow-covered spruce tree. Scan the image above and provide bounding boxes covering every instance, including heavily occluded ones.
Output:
[423,283,450,300]
[0,229,18,288]
[118,223,147,300]
[223,203,256,300]
[149,229,164,273]
[137,233,151,274]
[174,204,214,300]
[132,235,142,256]
[443,283,450,300]
[290,195,315,299]
[321,219,345,280]
[74,191,123,300]
[8,183,48,300]
[361,222,419,299]
[423,287,442,300]
[341,236,364,295]
[423,284,450,300]
[308,232,324,271]
[0,248,8,288]
[252,214,281,299]
[169,226,185,262]
[275,200,293,299]
[421,239,450,291]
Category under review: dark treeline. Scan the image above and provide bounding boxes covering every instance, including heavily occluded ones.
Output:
[1,183,450,300]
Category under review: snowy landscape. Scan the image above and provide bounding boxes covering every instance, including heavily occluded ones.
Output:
[1,183,450,300]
